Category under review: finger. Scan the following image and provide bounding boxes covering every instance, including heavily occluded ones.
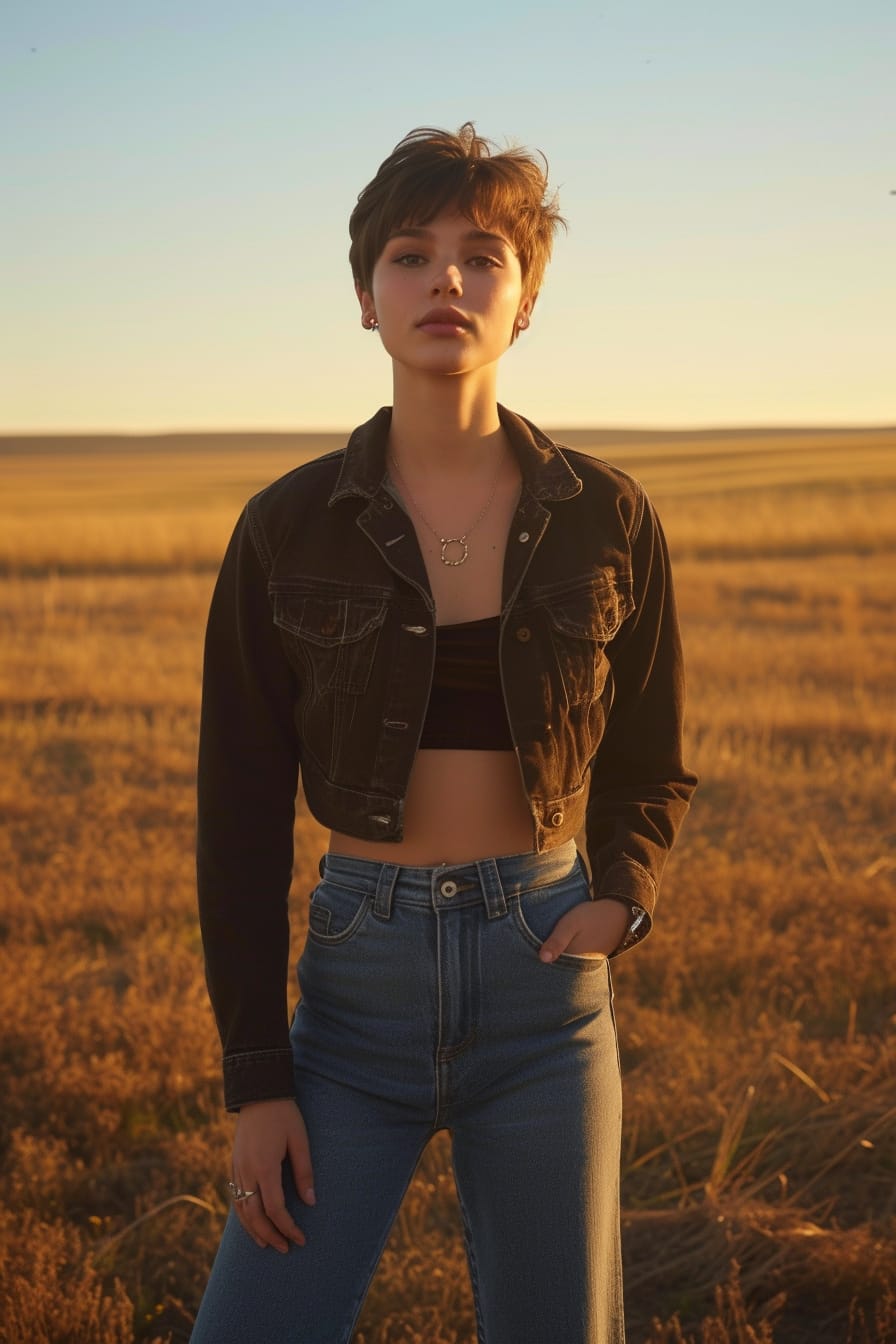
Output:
[236,1190,294,1254]
[287,1125,316,1207]
[232,1194,267,1250]
[257,1170,307,1250]
[539,912,574,963]
[233,1172,304,1253]
[229,1176,268,1249]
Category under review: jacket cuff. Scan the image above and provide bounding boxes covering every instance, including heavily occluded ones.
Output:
[595,895,652,957]
[223,1049,295,1113]
[594,856,657,915]
[591,859,658,958]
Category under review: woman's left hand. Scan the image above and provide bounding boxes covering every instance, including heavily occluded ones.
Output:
[539,898,630,962]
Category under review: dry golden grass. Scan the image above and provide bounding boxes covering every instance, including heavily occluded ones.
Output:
[1,427,894,1343]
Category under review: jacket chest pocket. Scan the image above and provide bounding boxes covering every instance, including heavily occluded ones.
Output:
[272,589,388,696]
[538,573,634,707]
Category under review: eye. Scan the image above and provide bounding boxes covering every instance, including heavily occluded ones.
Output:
[468,254,502,269]
[392,252,426,267]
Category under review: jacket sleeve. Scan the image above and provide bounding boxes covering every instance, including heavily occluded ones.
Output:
[586,492,697,945]
[196,504,301,1110]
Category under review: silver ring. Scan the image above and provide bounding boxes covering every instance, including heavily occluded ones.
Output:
[227,1179,257,1203]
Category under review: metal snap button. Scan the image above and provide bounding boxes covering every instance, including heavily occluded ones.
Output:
[515,626,531,643]
[518,531,530,543]
[549,811,564,827]
[439,879,458,898]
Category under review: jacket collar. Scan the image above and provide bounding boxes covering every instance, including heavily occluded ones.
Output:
[329,404,582,507]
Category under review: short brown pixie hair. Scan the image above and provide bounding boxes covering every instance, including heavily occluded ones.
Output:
[349,123,566,303]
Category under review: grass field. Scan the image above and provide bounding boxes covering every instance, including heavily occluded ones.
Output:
[1,426,894,1343]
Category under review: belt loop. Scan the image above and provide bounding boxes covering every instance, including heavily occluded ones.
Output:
[475,858,508,919]
[373,863,399,920]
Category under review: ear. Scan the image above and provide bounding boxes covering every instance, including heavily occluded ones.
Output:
[511,293,536,341]
[355,280,375,328]
[520,291,537,322]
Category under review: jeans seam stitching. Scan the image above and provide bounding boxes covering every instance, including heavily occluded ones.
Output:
[453,1176,489,1344]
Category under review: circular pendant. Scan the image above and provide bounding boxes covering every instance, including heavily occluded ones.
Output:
[440,536,469,566]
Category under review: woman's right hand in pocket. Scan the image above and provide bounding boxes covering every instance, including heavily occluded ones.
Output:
[231,1097,316,1252]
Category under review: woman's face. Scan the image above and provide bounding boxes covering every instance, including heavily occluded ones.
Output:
[358,209,533,378]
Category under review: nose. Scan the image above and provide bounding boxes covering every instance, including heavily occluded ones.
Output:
[430,261,462,296]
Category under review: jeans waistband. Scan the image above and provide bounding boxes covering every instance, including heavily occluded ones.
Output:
[320,841,582,920]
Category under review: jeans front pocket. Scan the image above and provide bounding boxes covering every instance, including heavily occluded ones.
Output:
[510,865,607,972]
[297,878,381,1026]
[306,879,373,946]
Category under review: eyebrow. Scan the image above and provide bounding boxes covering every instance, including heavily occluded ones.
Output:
[386,226,512,248]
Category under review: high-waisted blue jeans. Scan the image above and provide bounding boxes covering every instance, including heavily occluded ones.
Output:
[191,842,624,1343]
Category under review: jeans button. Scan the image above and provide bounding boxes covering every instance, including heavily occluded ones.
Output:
[439,879,458,898]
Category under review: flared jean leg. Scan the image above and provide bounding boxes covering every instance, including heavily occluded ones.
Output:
[442,854,625,1344]
[449,1001,624,1344]
[190,1066,431,1344]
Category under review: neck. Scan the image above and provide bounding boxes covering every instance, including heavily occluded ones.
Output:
[388,366,505,474]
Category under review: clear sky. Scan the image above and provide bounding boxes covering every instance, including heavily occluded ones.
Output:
[3,1,894,432]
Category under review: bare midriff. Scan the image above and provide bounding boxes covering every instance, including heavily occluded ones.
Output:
[328,747,534,866]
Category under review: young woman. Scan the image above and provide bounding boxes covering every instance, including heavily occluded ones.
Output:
[191,124,696,1344]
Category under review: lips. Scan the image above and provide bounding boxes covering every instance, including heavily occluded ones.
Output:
[416,307,472,329]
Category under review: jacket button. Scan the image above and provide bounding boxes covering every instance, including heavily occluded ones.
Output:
[549,810,564,827]
[515,626,531,643]
[518,531,530,543]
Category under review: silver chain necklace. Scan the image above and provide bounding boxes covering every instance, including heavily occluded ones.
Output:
[388,451,505,566]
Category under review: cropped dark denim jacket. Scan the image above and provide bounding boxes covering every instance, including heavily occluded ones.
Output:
[197,405,697,1109]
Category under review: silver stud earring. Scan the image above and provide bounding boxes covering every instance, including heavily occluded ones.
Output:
[517,315,529,329]
[366,317,379,331]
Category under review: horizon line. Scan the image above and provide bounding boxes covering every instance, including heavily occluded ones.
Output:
[3,420,895,438]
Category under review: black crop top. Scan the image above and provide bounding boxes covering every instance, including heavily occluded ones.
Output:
[419,615,514,750]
